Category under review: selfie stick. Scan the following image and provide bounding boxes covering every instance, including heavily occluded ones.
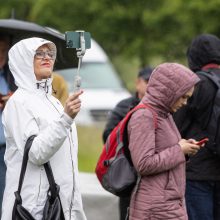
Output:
[74,31,86,92]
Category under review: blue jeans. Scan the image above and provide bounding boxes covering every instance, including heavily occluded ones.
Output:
[0,146,6,217]
[186,180,220,220]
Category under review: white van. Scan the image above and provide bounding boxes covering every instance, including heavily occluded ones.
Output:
[57,39,131,125]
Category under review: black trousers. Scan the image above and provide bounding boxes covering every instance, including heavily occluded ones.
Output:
[119,196,130,220]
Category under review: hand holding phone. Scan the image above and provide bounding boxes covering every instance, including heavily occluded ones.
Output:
[196,138,209,146]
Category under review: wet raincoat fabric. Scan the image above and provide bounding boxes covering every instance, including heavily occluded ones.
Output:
[1,38,86,220]
[127,63,200,220]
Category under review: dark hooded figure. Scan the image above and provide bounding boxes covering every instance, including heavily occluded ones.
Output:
[174,34,220,220]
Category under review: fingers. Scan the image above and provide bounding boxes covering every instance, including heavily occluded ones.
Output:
[187,139,197,144]
[66,99,81,111]
[188,144,201,155]
[189,148,199,155]
[180,141,201,155]
[64,90,83,119]
[66,97,82,108]
[1,95,10,102]
[68,90,83,102]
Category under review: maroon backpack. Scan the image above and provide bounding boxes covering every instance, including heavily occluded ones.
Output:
[95,104,157,197]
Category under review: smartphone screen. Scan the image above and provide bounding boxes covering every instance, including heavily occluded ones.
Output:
[65,31,91,49]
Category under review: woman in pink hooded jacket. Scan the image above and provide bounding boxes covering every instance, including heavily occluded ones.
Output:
[128,63,201,220]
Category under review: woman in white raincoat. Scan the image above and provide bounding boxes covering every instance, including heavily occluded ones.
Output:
[1,37,87,220]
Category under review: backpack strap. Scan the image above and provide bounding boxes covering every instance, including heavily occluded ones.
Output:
[118,103,157,143]
[197,71,220,89]
[197,71,220,132]
[114,104,157,159]
[197,71,220,154]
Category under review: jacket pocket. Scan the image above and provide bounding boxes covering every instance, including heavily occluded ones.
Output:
[164,170,181,201]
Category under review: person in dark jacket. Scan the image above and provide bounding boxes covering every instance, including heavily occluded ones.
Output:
[0,33,16,216]
[103,67,153,142]
[173,33,220,220]
[102,66,153,220]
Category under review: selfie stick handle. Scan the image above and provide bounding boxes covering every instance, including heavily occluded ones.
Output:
[74,31,86,92]
[74,56,82,92]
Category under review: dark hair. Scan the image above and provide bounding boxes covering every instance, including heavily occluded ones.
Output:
[138,66,153,81]
[0,33,11,45]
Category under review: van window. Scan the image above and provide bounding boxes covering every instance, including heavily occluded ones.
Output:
[57,62,124,92]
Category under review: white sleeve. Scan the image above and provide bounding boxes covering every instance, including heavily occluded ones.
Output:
[3,98,73,165]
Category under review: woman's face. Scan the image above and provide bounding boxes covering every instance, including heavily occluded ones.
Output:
[171,86,194,113]
[135,77,148,99]
[34,44,55,80]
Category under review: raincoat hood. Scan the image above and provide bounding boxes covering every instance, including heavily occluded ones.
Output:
[187,34,220,72]
[142,63,200,112]
[8,37,56,92]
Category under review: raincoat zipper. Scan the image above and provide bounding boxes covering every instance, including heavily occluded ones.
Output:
[36,168,43,202]
[68,127,76,219]
[45,94,75,217]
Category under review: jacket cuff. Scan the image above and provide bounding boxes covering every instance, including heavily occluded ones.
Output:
[61,112,74,126]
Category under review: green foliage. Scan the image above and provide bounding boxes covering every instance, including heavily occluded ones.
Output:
[112,55,140,92]
[2,0,220,84]
[0,0,35,20]
[27,0,220,66]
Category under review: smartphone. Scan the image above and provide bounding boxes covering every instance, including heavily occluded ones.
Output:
[65,31,91,49]
[196,138,209,145]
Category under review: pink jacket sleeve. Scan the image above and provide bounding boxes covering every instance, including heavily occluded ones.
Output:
[128,109,185,176]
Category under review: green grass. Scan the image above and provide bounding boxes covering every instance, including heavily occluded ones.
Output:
[77,125,105,173]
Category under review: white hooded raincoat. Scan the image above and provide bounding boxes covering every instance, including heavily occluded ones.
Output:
[1,38,87,220]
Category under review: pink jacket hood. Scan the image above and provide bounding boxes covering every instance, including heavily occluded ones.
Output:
[142,63,200,112]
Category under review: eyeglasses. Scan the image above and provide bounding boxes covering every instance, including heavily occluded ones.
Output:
[35,50,56,60]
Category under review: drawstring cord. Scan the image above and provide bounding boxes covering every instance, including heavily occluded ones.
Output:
[44,81,48,93]
[36,79,50,93]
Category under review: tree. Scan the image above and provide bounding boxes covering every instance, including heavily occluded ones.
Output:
[2,0,220,66]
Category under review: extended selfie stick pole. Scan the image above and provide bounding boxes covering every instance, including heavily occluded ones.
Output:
[74,31,86,92]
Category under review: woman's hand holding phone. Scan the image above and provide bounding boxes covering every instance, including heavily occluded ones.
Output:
[64,90,83,119]
[179,139,201,156]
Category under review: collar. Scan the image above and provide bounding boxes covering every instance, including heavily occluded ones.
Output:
[36,78,52,94]
[202,63,219,71]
